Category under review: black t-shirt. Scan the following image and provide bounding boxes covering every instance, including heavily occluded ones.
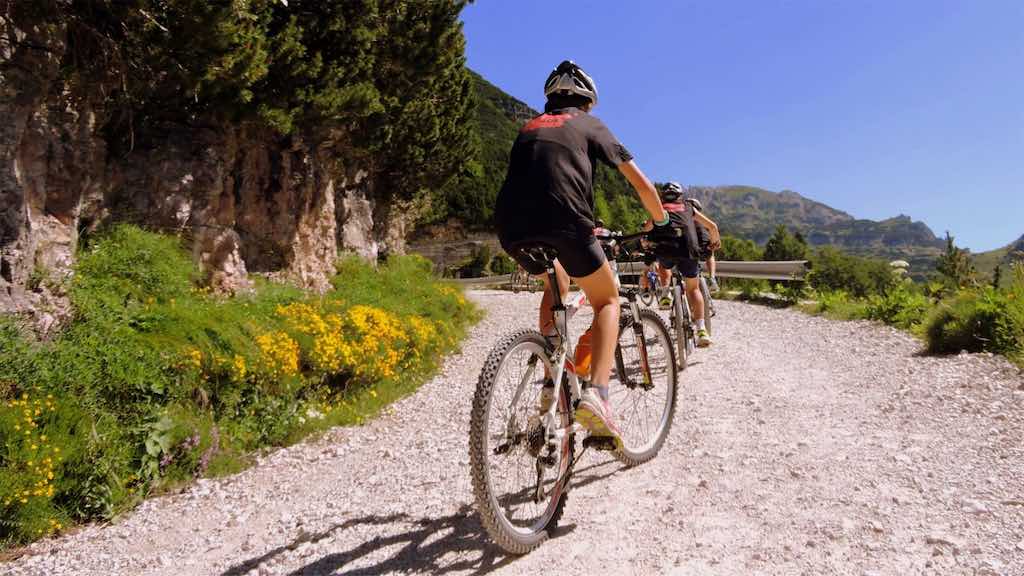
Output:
[495,107,633,241]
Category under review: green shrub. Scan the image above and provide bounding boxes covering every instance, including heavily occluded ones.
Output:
[923,282,1023,362]
[781,281,810,305]
[718,235,763,262]
[737,279,768,300]
[808,246,894,298]
[865,282,931,329]
[489,253,516,275]
[0,226,477,546]
[810,290,870,321]
[815,290,850,313]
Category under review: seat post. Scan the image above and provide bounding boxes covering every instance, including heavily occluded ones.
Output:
[547,263,569,345]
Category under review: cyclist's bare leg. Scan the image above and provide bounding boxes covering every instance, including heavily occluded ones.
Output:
[574,262,620,389]
[684,276,705,321]
[707,254,717,278]
[538,260,570,338]
[657,264,671,288]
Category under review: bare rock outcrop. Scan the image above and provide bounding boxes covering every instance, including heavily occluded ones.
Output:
[0,14,401,333]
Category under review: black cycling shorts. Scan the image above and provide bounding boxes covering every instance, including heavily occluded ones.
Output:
[658,257,700,279]
[642,253,699,278]
[500,233,606,278]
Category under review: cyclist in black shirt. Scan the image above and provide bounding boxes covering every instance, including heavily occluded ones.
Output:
[495,61,670,444]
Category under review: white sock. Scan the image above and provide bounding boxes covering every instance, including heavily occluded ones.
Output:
[696,319,706,331]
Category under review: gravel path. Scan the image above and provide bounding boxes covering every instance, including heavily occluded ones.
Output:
[4,291,1024,576]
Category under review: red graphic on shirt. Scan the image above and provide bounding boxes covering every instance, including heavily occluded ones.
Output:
[662,202,688,213]
[521,113,573,132]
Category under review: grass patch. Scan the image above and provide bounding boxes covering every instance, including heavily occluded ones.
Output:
[802,290,871,321]
[0,225,479,547]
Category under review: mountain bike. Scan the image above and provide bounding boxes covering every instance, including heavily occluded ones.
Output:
[698,263,716,337]
[638,266,662,307]
[469,233,678,554]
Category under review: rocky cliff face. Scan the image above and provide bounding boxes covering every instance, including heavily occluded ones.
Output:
[0,15,404,336]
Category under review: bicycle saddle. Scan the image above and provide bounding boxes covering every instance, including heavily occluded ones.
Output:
[507,242,558,269]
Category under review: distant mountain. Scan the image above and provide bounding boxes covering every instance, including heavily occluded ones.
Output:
[684,186,946,267]
[419,71,948,271]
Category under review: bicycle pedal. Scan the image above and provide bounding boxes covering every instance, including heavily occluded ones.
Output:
[582,436,618,451]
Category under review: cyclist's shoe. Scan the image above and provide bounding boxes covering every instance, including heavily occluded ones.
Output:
[575,388,623,449]
[709,277,720,293]
[658,294,673,310]
[536,379,556,413]
[697,329,713,347]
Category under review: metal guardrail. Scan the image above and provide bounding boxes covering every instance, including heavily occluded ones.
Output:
[617,260,810,282]
[451,260,809,287]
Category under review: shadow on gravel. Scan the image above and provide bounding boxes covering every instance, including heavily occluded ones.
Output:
[220,459,622,576]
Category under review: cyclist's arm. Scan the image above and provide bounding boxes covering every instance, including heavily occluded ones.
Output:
[618,161,667,223]
[693,210,721,250]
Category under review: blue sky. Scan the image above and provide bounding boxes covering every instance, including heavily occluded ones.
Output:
[460,1,1023,252]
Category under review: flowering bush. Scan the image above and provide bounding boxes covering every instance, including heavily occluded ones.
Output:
[0,394,68,542]
[255,331,300,379]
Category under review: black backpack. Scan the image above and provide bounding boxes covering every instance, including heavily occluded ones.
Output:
[653,201,701,260]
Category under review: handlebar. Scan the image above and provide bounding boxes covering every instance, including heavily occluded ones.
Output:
[595,227,684,262]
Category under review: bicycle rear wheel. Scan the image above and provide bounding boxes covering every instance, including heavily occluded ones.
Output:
[609,308,678,466]
[469,329,573,554]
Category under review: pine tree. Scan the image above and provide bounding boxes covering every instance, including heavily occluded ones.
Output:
[763,225,808,261]
[935,232,976,288]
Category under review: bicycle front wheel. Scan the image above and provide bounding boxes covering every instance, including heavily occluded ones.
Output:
[609,308,678,466]
[469,329,572,555]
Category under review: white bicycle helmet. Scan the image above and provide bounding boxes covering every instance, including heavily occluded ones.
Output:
[660,182,684,202]
[544,60,598,105]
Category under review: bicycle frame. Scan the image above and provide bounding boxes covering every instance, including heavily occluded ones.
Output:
[506,260,652,447]
[670,270,697,360]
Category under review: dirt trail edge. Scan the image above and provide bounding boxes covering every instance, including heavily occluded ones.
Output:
[4,291,1023,576]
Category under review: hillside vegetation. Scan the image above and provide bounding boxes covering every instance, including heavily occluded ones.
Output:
[973,234,1024,286]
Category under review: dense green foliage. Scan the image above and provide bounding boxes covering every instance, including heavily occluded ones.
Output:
[16,0,473,201]
[864,283,931,330]
[717,235,763,261]
[808,246,894,298]
[763,225,809,262]
[0,226,477,546]
[426,71,523,225]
